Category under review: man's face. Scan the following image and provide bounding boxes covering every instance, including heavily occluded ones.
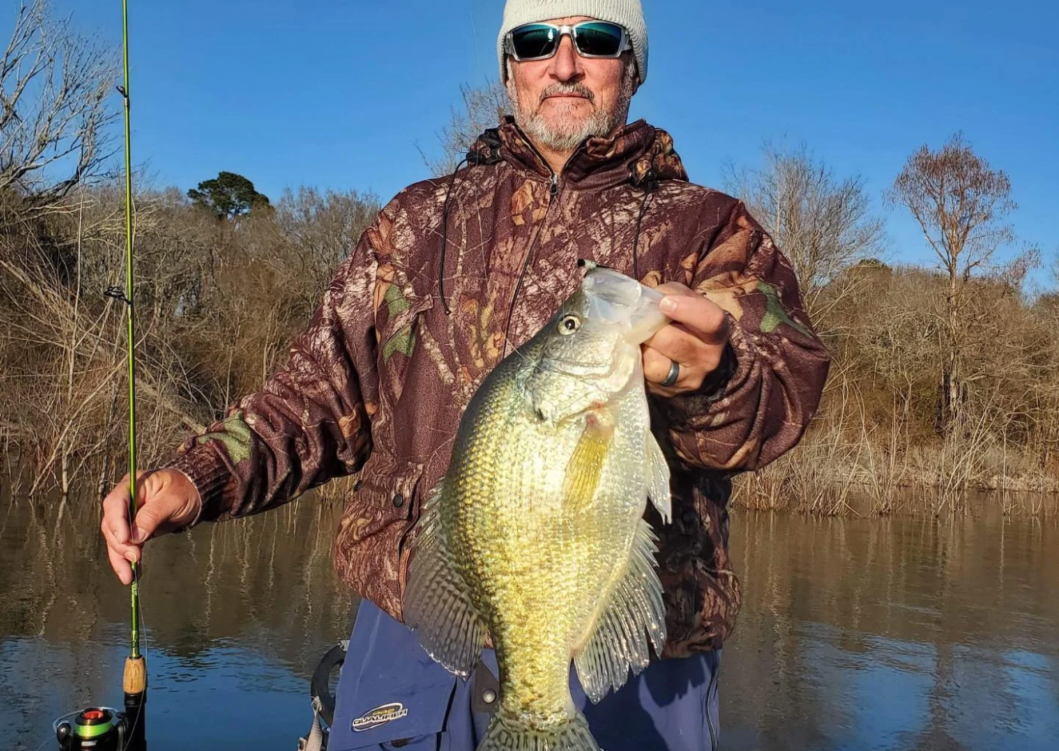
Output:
[506,16,638,154]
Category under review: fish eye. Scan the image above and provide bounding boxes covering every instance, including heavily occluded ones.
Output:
[558,314,581,335]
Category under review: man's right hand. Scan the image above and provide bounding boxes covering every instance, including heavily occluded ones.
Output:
[101,469,202,584]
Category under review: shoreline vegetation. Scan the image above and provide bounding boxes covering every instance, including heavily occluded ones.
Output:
[1,2,1057,517]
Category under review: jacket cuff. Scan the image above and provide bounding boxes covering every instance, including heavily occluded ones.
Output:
[698,340,739,403]
[655,317,746,428]
[165,445,233,525]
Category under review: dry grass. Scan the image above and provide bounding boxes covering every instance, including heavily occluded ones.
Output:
[0,184,378,497]
[732,367,1059,518]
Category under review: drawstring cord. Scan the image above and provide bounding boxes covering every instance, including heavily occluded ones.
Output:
[632,184,655,280]
[437,157,469,316]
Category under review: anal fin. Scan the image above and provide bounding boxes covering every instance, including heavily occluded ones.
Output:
[403,480,485,678]
[574,518,667,703]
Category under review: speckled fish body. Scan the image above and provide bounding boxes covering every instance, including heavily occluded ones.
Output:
[404,266,673,751]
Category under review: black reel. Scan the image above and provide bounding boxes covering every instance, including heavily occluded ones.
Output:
[54,708,127,751]
[54,693,146,751]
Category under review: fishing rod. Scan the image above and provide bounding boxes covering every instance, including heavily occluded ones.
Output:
[53,2,147,748]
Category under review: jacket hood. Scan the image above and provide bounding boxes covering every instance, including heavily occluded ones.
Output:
[467,116,688,192]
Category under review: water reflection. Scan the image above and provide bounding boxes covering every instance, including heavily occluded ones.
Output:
[2,492,1058,750]
[721,510,1059,751]
[1,491,352,750]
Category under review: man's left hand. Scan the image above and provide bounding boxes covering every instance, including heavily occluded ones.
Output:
[643,283,731,396]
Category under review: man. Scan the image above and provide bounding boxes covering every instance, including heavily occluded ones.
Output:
[101,1,830,748]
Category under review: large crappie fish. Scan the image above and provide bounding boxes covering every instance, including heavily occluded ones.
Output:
[404,265,673,751]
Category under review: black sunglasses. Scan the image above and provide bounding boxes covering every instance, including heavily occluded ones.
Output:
[505,21,631,62]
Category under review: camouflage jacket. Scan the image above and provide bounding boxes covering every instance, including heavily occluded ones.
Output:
[169,118,831,656]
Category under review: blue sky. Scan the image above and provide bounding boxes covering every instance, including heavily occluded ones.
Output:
[50,0,1057,282]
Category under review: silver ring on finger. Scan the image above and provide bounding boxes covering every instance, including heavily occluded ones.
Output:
[661,360,680,387]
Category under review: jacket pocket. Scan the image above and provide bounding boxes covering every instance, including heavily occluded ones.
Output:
[334,454,425,621]
[377,284,433,366]
[378,289,434,412]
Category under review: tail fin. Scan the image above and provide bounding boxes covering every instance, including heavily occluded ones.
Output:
[479,710,600,751]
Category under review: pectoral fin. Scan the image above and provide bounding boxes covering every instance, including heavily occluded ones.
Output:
[562,411,614,512]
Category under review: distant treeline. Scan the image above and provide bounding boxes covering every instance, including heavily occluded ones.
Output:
[1,0,1056,515]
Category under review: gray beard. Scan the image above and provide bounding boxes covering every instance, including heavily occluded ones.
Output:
[507,61,637,153]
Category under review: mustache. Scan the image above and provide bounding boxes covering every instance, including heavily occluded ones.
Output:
[539,83,596,105]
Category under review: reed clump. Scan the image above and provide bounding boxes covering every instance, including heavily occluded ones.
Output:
[732,267,1059,517]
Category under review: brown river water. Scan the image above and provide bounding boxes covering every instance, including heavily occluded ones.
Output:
[1,490,1057,750]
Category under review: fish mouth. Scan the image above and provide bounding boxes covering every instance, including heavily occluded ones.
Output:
[582,269,668,344]
[528,393,598,425]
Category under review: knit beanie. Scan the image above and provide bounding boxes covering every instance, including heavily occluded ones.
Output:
[497,0,648,84]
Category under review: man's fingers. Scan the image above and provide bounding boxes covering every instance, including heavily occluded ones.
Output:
[100,472,158,583]
[100,518,135,560]
[644,323,710,366]
[660,293,729,344]
[102,468,203,586]
[107,543,133,586]
[654,282,695,297]
[101,479,132,545]
[643,346,677,385]
[130,505,166,545]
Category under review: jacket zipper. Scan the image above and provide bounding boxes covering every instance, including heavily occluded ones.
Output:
[503,171,560,358]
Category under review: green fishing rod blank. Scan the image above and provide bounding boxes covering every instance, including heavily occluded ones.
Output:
[119,2,147,748]
[119,0,142,663]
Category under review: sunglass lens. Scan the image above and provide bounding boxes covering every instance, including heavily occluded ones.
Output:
[511,24,558,59]
[574,22,624,56]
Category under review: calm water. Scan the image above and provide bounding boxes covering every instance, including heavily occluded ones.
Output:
[721,510,1059,751]
[2,491,1057,750]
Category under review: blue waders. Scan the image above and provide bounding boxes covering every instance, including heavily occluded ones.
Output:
[329,601,721,751]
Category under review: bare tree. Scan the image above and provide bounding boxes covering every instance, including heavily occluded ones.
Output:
[272,186,380,307]
[424,81,510,177]
[0,0,118,208]
[722,142,884,325]
[887,133,1033,433]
